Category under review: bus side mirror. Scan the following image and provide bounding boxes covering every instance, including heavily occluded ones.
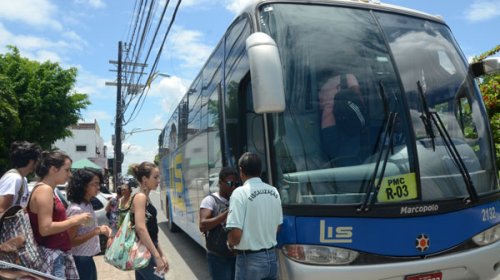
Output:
[470,57,500,78]
[246,32,286,113]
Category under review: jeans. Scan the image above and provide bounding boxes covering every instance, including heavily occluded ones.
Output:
[52,254,65,279]
[73,256,97,280]
[135,257,164,280]
[235,249,278,280]
[206,252,236,280]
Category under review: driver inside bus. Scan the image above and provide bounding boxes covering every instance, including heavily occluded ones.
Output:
[318,72,366,167]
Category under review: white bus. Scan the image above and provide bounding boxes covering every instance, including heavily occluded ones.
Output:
[158,0,500,279]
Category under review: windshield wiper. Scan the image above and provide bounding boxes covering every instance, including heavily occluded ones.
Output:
[417,81,436,151]
[416,82,478,204]
[358,82,398,212]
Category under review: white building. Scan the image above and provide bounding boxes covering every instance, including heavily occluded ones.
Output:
[53,120,108,168]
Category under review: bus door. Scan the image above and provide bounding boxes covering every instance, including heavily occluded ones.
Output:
[223,16,269,173]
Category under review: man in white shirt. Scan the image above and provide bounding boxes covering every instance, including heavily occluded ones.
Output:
[0,141,41,213]
[227,152,283,280]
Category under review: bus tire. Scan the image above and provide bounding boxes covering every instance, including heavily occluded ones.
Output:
[166,197,179,232]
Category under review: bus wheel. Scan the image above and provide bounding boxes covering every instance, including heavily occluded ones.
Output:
[166,197,179,232]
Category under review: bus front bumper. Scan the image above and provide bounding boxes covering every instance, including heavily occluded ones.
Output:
[278,242,500,280]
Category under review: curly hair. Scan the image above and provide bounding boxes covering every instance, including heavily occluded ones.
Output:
[67,168,103,203]
[9,141,42,168]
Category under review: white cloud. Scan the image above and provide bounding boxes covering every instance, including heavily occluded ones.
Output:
[152,115,165,129]
[0,0,62,30]
[465,0,500,22]
[181,0,217,8]
[180,0,253,14]
[0,23,87,64]
[149,75,188,98]
[167,27,213,70]
[74,0,106,9]
[35,50,62,63]
[0,24,14,53]
[84,110,113,122]
[225,0,254,15]
[143,75,188,125]
[88,0,106,9]
[74,67,113,99]
[155,76,188,119]
[121,143,158,171]
[63,31,88,50]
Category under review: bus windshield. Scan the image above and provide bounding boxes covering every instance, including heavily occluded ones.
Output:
[258,3,498,206]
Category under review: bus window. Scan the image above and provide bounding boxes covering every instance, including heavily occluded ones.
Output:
[376,11,497,197]
[259,3,412,205]
[207,85,223,193]
[224,17,251,167]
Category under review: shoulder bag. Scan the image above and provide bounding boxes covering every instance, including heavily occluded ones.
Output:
[0,205,48,273]
[104,195,151,270]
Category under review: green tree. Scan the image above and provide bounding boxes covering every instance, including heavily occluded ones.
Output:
[0,46,90,173]
[472,45,500,168]
[127,164,134,176]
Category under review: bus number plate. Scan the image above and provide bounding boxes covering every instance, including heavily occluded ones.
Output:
[405,271,442,280]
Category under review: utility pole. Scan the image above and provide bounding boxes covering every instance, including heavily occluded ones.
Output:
[114,41,123,189]
[105,41,147,190]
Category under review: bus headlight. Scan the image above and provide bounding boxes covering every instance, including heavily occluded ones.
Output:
[282,244,359,265]
[472,224,500,246]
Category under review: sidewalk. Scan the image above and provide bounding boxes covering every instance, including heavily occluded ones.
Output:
[94,255,135,280]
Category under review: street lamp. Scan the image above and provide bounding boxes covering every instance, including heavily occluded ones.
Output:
[146,72,171,88]
[123,127,162,141]
[125,127,162,136]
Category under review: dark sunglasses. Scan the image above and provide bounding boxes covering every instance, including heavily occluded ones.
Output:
[225,181,242,188]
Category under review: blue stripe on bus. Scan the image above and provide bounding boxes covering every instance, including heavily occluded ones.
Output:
[278,201,500,256]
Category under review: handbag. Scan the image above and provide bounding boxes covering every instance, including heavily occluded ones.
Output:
[0,205,47,272]
[104,209,151,270]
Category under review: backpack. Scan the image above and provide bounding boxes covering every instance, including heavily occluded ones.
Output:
[333,75,366,136]
[205,194,232,256]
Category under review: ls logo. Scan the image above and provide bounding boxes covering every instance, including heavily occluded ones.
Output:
[319,220,353,243]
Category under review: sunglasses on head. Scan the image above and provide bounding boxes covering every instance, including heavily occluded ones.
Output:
[225,181,242,188]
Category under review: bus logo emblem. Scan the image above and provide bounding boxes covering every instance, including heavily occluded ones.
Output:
[416,234,430,252]
[319,220,353,243]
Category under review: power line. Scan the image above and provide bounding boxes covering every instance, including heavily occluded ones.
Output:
[124,0,156,97]
[122,0,171,123]
[125,0,183,125]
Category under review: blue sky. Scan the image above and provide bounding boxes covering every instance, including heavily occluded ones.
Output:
[0,0,499,171]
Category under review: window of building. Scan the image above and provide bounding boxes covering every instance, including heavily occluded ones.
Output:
[76,145,87,152]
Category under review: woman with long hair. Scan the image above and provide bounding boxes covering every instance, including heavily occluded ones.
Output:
[118,180,133,227]
[28,151,90,279]
[66,168,112,280]
[106,185,122,234]
[130,162,169,279]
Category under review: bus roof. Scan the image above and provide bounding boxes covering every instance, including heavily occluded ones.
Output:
[238,0,444,23]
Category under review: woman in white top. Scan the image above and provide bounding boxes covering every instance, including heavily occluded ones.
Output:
[66,168,112,280]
